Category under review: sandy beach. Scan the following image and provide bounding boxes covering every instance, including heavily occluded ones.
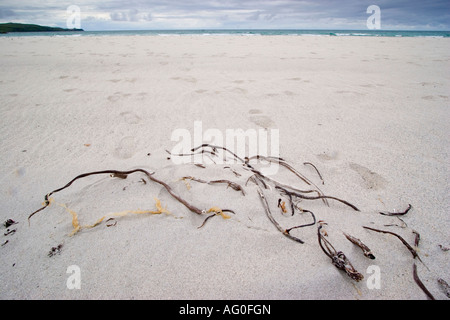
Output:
[0,34,449,300]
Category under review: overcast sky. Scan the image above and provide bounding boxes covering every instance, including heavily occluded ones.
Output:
[0,0,449,31]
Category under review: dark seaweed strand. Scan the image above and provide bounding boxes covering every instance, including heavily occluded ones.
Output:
[191,144,246,164]
[343,233,375,259]
[317,224,335,259]
[303,162,324,185]
[28,169,206,224]
[182,176,246,196]
[285,209,316,234]
[166,148,217,158]
[412,230,435,300]
[197,209,236,229]
[252,176,305,244]
[28,169,156,222]
[379,204,412,216]
[362,226,422,262]
[276,186,360,211]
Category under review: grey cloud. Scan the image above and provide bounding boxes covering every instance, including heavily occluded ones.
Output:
[110,9,151,22]
[0,8,16,19]
[247,10,276,21]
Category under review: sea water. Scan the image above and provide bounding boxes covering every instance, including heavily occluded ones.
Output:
[1,29,449,38]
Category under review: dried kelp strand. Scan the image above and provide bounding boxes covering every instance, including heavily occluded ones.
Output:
[275,186,360,211]
[411,230,435,300]
[437,278,450,298]
[318,223,363,281]
[363,226,422,262]
[303,162,324,185]
[344,233,375,259]
[253,177,305,244]
[379,204,412,216]
[413,263,435,300]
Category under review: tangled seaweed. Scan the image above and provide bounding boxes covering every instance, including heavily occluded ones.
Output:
[28,144,437,299]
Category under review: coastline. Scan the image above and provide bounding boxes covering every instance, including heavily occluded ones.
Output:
[0,35,449,299]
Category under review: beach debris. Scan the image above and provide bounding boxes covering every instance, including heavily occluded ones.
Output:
[383,217,408,228]
[223,166,241,177]
[106,218,117,227]
[379,204,412,216]
[1,240,9,246]
[27,144,439,297]
[411,231,435,300]
[343,232,375,259]
[4,229,16,236]
[438,244,449,252]
[3,219,17,228]
[65,198,171,235]
[277,199,287,214]
[303,162,324,185]
[437,278,450,298]
[251,174,317,244]
[275,185,359,211]
[284,209,316,235]
[362,226,422,262]
[181,176,246,196]
[197,207,234,229]
[318,221,364,281]
[110,172,128,179]
[48,244,63,257]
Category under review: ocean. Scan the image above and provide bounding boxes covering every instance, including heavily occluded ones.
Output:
[1,29,449,38]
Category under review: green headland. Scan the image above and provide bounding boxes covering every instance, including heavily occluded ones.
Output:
[0,22,83,33]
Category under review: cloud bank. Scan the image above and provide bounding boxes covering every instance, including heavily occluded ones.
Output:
[0,0,448,31]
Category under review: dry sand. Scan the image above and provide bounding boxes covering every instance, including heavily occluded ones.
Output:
[0,35,449,300]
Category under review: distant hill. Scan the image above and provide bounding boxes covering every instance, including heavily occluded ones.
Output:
[0,22,83,33]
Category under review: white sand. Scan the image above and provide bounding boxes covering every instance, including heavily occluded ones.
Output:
[0,35,449,300]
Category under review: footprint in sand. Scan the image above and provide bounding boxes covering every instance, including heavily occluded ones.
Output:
[421,95,448,101]
[170,76,197,83]
[114,136,137,159]
[120,111,142,124]
[107,93,121,102]
[248,109,275,129]
[316,151,339,161]
[107,92,131,102]
[349,162,387,190]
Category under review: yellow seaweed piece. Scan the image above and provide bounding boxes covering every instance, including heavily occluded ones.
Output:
[52,197,171,236]
[153,198,171,214]
[207,206,231,219]
[180,178,191,190]
[52,200,81,236]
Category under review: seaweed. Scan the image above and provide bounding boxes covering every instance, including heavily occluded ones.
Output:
[318,222,364,281]
[344,233,375,259]
[26,144,439,296]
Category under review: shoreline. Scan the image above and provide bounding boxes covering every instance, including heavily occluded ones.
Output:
[1,28,449,38]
